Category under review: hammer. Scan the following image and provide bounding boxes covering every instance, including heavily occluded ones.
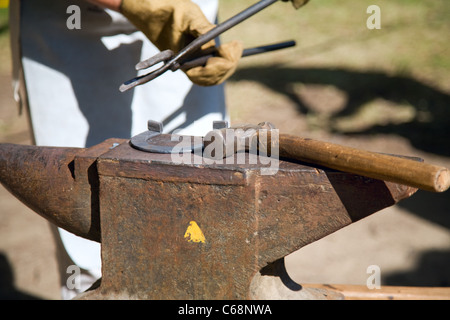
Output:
[205,122,450,193]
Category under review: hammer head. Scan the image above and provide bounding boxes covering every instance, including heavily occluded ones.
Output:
[203,121,279,160]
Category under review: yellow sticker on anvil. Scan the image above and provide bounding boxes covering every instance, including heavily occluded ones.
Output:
[184,221,206,243]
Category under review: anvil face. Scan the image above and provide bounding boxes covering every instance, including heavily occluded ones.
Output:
[0,139,416,299]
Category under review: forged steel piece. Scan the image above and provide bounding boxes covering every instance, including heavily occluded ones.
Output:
[130,120,204,154]
[0,137,417,299]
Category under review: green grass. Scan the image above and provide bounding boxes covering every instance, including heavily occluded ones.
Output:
[219,0,450,87]
[0,8,10,74]
[219,0,450,135]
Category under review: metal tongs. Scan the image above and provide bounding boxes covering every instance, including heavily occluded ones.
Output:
[120,0,289,92]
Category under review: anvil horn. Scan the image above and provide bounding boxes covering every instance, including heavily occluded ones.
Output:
[0,139,122,242]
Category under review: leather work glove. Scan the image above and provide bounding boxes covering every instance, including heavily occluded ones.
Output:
[120,0,243,86]
[282,0,310,10]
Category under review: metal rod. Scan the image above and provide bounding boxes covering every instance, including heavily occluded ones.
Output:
[173,0,280,63]
[241,40,296,57]
[179,40,296,71]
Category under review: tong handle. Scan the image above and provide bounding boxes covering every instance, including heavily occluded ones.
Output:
[180,40,296,71]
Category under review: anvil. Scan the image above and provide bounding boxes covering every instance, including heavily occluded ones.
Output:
[0,129,419,299]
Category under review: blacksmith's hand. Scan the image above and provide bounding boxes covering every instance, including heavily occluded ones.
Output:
[120,0,243,86]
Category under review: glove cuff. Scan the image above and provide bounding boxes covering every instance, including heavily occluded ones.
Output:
[120,0,215,53]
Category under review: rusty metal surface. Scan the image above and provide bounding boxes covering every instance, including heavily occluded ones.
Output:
[0,139,417,299]
[0,139,123,242]
[94,141,415,299]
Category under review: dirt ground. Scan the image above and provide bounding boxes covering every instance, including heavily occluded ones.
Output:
[1,1,450,300]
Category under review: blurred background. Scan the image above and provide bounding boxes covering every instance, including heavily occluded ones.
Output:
[1,0,449,299]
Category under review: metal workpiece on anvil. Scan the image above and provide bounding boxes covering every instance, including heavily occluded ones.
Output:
[0,134,417,299]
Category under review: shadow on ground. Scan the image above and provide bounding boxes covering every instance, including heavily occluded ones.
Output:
[387,191,450,286]
[383,249,450,287]
[230,66,450,157]
[0,253,41,300]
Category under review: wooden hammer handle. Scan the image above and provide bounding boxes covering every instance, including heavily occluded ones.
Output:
[276,134,450,193]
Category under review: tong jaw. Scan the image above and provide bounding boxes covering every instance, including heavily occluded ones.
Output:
[135,50,175,71]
